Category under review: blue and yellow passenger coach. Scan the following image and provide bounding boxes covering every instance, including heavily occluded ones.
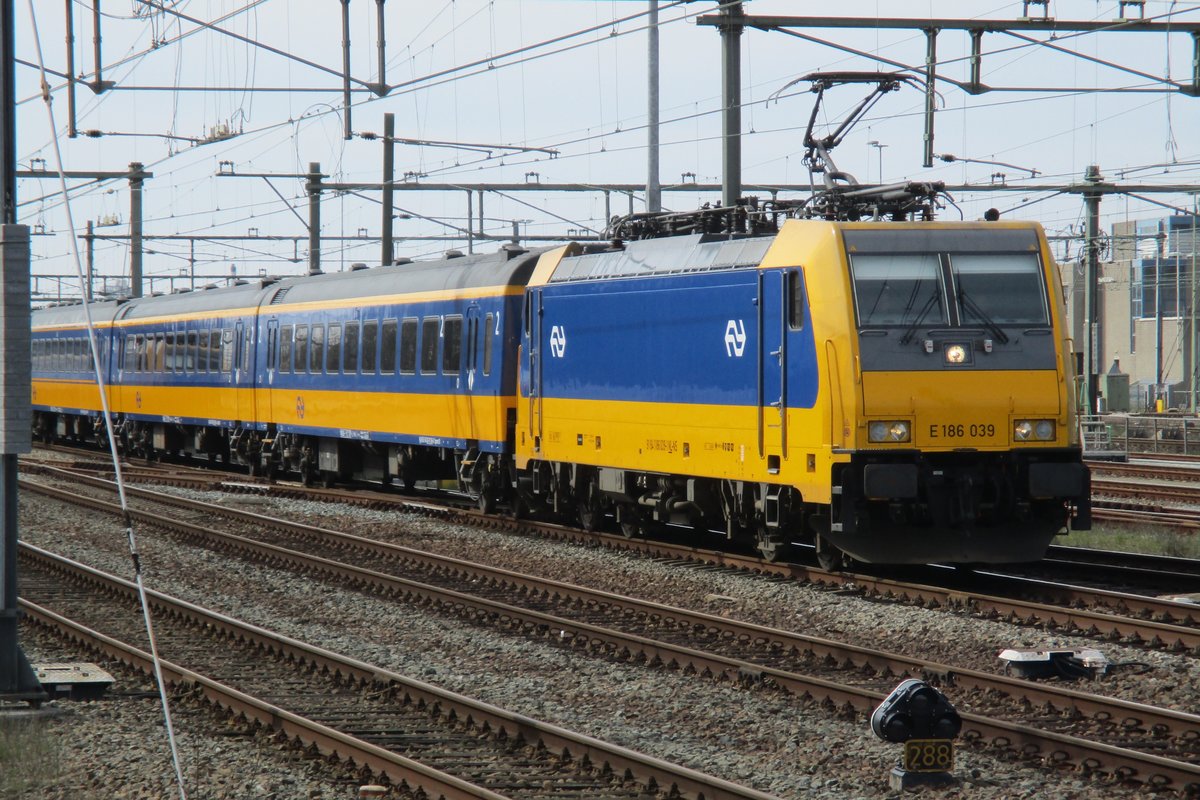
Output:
[33,247,541,489]
[246,247,539,488]
[514,219,1090,566]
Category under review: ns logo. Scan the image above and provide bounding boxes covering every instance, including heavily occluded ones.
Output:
[549,325,567,358]
[724,319,747,357]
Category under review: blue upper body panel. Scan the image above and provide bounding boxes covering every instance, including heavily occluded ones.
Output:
[526,266,819,409]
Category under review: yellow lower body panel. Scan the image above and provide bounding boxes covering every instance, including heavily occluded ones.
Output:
[517,396,842,504]
[859,370,1068,450]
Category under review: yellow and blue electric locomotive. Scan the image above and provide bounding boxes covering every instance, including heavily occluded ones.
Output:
[510,215,1090,566]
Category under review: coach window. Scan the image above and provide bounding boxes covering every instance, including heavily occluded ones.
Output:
[186,332,198,372]
[343,322,359,373]
[483,313,494,376]
[207,330,220,372]
[399,318,417,374]
[380,319,398,374]
[195,330,209,374]
[327,323,342,374]
[442,316,462,375]
[420,317,439,374]
[242,328,253,373]
[787,270,805,331]
[279,325,294,372]
[165,333,177,373]
[361,319,378,374]
[216,329,230,373]
[310,324,325,374]
[294,325,309,373]
[154,334,166,373]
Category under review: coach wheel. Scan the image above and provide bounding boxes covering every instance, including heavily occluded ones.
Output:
[815,536,848,571]
[477,485,495,514]
[756,524,793,562]
[577,476,605,532]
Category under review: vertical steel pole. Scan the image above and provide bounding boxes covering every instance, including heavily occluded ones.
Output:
[466,190,474,254]
[129,162,144,298]
[923,28,939,168]
[85,219,94,300]
[307,162,322,275]
[1083,165,1103,414]
[341,0,352,140]
[646,1,661,213]
[968,29,983,93]
[65,0,76,137]
[0,0,43,702]
[381,113,394,265]
[477,190,484,239]
[88,0,111,93]
[719,1,743,207]
[375,0,387,94]
[1191,201,1197,411]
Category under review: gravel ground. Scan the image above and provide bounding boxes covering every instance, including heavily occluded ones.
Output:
[9,462,1186,798]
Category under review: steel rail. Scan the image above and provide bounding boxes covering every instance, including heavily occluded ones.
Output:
[22,464,1200,634]
[19,544,781,800]
[20,480,1200,790]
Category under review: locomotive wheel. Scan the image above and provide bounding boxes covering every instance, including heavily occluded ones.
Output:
[815,536,848,571]
[506,495,526,520]
[477,487,495,514]
[756,525,793,562]
[617,506,642,538]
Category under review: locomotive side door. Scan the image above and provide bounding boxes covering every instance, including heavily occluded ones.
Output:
[526,289,543,451]
[758,270,787,472]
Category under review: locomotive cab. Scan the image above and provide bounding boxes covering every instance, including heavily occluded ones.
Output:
[823,223,1091,565]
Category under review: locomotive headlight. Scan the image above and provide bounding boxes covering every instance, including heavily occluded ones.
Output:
[1014,419,1056,442]
[944,344,967,364]
[869,420,911,443]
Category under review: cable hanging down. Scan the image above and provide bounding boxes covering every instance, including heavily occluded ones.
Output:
[24,3,189,799]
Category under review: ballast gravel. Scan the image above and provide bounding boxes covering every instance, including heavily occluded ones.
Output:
[11,472,1185,799]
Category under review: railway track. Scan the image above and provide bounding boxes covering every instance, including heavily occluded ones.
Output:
[18,543,778,800]
[19,472,1200,792]
[22,461,1200,637]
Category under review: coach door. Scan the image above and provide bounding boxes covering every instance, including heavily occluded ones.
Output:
[234,320,255,426]
[263,318,279,423]
[463,304,482,442]
[758,270,788,472]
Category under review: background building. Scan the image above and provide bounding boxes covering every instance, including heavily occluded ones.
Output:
[1066,214,1200,412]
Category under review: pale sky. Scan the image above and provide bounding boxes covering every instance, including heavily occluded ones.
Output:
[13,1,1200,299]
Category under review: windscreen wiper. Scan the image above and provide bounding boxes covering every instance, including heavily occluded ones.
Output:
[899,293,939,345]
[958,291,1010,344]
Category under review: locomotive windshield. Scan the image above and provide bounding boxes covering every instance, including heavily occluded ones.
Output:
[846,229,1049,331]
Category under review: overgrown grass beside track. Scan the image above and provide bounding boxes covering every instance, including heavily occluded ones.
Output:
[0,716,63,796]
[1056,524,1200,559]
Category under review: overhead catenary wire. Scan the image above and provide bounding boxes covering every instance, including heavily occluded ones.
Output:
[17,1,1200,287]
[23,5,189,798]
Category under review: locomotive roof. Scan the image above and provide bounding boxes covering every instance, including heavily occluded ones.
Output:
[264,246,547,308]
[549,234,774,283]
